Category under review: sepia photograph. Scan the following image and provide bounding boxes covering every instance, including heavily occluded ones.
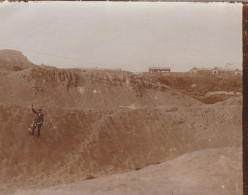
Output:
[0,1,243,194]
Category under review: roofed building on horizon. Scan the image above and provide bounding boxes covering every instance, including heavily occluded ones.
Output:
[148,67,171,73]
[190,67,218,75]
[218,68,242,75]
[189,67,242,75]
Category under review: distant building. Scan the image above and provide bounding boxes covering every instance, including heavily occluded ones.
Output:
[218,68,242,75]
[189,67,218,75]
[234,68,242,75]
[189,67,242,75]
[148,67,171,73]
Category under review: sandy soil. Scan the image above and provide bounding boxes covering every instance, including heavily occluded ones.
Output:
[0,102,242,194]
[0,50,243,195]
[10,147,242,195]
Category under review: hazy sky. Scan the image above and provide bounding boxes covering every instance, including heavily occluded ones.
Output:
[0,2,242,72]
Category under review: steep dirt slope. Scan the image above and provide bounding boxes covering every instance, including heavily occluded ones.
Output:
[81,104,241,177]
[11,147,242,195]
[0,103,241,192]
[0,66,200,111]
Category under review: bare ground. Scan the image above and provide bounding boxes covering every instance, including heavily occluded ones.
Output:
[9,147,242,195]
[0,50,243,195]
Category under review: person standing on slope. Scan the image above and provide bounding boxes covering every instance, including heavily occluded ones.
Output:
[31,104,44,138]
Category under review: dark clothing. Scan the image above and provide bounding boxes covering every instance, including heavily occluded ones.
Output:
[32,108,44,125]
[31,123,42,137]
[32,108,44,137]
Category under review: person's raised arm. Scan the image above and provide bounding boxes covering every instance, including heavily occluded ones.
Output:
[31,104,37,114]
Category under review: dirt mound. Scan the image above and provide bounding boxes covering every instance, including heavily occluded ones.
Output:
[215,96,242,106]
[150,72,242,95]
[11,147,242,195]
[0,66,200,111]
[0,50,34,71]
[0,103,241,192]
[144,72,242,104]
